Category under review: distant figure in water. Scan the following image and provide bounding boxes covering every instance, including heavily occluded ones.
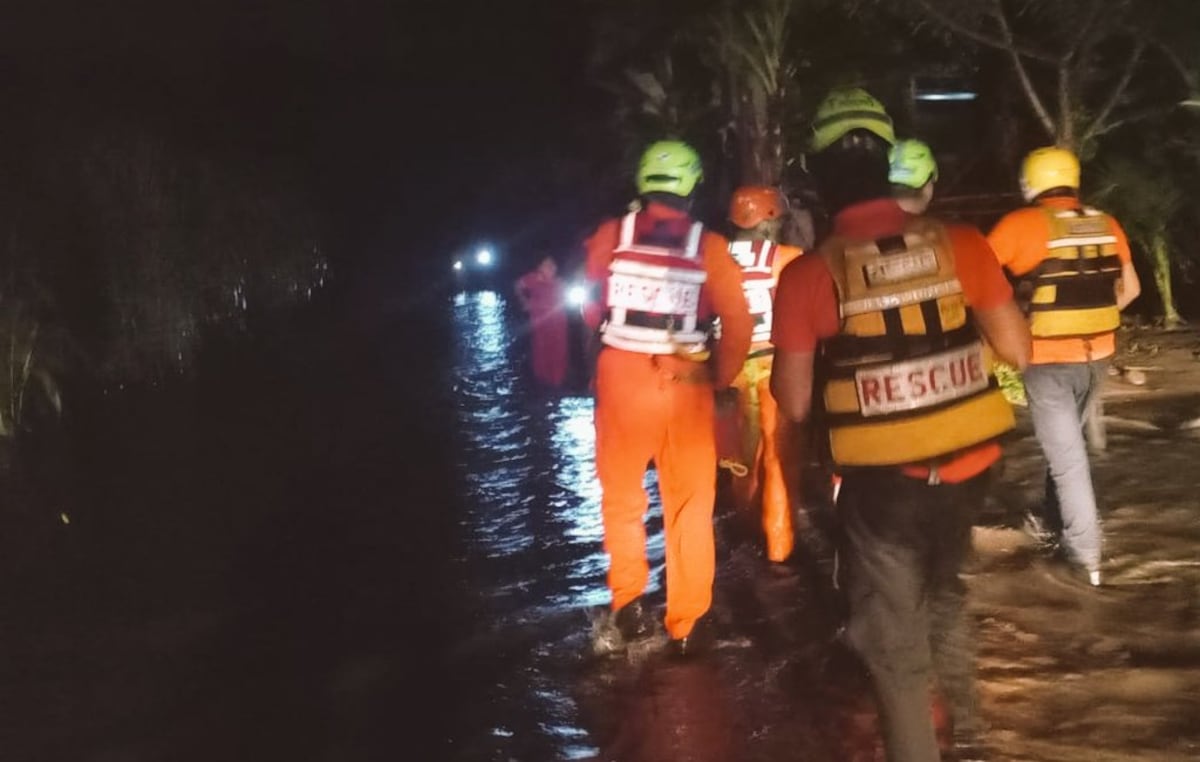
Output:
[515,256,568,388]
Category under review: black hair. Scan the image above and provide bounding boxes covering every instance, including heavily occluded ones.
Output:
[1033,186,1079,201]
[808,129,892,216]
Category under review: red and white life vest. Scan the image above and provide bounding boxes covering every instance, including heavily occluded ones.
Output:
[602,211,709,355]
[728,239,778,348]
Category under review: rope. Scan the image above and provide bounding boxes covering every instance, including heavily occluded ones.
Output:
[717,458,750,478]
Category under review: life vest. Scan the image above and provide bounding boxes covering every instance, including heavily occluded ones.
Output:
[728,239,778,353]
[601,211,709,355]
[818,217,1014,467]
[1022,206,1121,339]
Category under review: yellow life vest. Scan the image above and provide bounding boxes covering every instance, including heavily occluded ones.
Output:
[818,217,1014,467]
[1025,206,1121,339]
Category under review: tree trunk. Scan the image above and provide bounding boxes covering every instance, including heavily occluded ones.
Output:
[1151,229,1182,327]
[735,82,780,186]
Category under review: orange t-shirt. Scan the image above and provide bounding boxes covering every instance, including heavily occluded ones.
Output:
[772,199,1013,483]
[583,202,753,388]
[986,196,1132,364]
[772,244,804,279]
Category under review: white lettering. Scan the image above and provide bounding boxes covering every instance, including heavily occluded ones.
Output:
[855,344,989,417]
[608,272,701,314]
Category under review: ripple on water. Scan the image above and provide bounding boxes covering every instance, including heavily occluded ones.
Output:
[451,290,674,757]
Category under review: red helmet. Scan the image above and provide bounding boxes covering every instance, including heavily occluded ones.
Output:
[729,186,785,229]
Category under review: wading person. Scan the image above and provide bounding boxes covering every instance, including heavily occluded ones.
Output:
[584,140,751,657]
[987,147,1141,587]
[723,185,804,564]
[770,89,1030,760]
[514,255,569,388]
[890,139,938,215]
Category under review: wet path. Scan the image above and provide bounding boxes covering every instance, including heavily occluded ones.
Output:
[443,292,865,761]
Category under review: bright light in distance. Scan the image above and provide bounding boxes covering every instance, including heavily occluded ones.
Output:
[566,284,588,306]
[476,248,494,266]
[453,260,464,271]
[915,91,978,102]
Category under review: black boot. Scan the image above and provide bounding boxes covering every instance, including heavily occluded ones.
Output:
[614,597,654,642]
[667,617,712,659]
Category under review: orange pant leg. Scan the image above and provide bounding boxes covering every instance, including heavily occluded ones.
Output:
[757,370,794,563]
[595,349,664,612]
[654,372,717,640]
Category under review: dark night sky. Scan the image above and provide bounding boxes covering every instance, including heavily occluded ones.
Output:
[0,1,604,283]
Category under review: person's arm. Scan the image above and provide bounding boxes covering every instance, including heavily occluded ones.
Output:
[771,350,816,423]
[974,301,1031,370]
[581,221,618,330]
[1109,220,1142,310]
[703,236,752,388]
[1116,259,1141,311]
[769,256,839,423]
[952,225,1032,369]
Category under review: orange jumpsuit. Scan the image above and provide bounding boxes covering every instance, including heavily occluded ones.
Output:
[726,241,803,562]
[585,202,752,640]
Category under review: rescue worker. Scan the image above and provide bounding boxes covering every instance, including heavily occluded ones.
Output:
[723,186,804,563]
[584,140,752,657]
[987,147,1141,587]
[890,139,938,215]
[771,88,1031,761]
[514,255,569,388]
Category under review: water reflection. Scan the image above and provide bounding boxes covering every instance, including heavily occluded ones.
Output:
[451,289,670,759]
[451,290,664,614]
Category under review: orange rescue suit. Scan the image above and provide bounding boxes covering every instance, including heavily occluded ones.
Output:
[585,202,752,640]
[726,239,803,563]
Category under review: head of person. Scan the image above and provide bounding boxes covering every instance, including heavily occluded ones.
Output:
[889,138,938,214]
[1021,146,1080,203]
[729,185,786,241]
[537,255,557,278]
[808,88,896,215]
[636,140,704,210]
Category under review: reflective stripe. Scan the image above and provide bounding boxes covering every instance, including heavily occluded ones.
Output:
[1047,236,1118,248]
[729,240,774,273]
[840,278,962,317]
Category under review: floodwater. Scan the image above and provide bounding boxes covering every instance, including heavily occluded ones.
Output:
[2,291,1197,761]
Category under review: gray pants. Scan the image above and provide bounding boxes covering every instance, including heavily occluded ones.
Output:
[839,469,987,762]
[1022,361,1107,573]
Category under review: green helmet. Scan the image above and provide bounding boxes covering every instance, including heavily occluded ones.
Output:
[636,140,704,197]
[889,139,939,188]
[811,88,895,153]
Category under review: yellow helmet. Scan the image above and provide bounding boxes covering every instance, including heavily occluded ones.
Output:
[811,88,895,153]
[1020,147,1080,201]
